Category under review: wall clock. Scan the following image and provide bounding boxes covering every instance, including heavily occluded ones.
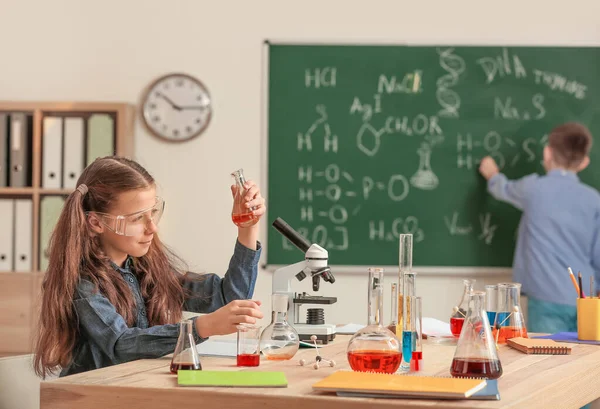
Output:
[141,73,212,142]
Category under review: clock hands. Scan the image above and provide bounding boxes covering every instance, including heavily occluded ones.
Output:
[178,105,207,110]
[156,92,182,111]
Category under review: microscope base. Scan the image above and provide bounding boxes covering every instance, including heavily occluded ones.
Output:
[293,323,337,344]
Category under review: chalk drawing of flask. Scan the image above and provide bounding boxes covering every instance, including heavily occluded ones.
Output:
[410,142,439,190]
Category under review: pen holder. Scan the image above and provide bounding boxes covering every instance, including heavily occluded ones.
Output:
[577,298,600,341]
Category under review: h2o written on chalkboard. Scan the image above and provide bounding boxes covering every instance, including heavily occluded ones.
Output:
[266,44,600,268]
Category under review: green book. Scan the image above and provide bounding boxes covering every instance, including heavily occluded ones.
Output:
[178,370,288,388]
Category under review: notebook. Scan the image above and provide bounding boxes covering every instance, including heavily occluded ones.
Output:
[312,371,487,399]
[507,337,572,355]
[178,370,288,388]
[533,332,600,345]
[336,379,500,401]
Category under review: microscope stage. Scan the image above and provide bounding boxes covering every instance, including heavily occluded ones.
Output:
[293,323,337,344]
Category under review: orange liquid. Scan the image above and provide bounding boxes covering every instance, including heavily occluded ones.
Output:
[232,212,258,227]
[347,350,402,374]
[265,353,296,360]
[496,326,528,344]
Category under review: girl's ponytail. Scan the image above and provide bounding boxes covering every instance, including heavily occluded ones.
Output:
[33,184,90,378]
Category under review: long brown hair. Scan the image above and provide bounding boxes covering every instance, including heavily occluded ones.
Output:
[34,156,186,378]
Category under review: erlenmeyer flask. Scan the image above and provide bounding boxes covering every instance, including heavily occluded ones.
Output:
[450,291,502,379]
[495,283,527,344]
[347,268,401,374]
[170,319,202,374]
[259,293,299,360]
[231,168,259,228]
[450,279,475,337]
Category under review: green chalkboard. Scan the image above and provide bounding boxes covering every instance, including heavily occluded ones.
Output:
[266,44,600,267]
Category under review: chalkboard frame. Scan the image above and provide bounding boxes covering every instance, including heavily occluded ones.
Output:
[259,40,600,275]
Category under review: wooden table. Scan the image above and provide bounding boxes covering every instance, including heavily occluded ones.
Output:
[41,335,600,409]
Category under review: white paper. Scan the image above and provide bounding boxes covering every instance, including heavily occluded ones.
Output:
[196,338,237,357]
[422,317,453,337]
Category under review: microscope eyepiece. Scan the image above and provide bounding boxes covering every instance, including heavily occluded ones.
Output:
[272,218,311,253]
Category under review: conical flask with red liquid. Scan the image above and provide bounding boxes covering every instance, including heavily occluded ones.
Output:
[450,290,502,379]
[494,283,527,344]
[170,319,202,374]
[450,279,475,337]
[347,268,401,374]
[231,168,259,228]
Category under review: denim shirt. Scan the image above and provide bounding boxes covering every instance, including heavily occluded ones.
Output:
[488,170,600,305]
[59,240,261,377]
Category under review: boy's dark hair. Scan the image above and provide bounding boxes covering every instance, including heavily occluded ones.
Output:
[548,122,592,168]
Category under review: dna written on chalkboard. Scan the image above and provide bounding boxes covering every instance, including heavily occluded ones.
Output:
[265,44,600,268]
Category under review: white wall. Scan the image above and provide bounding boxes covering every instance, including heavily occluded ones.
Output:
[2,0,599,327]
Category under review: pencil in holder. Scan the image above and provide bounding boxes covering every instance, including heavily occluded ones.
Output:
[577,298,600,341]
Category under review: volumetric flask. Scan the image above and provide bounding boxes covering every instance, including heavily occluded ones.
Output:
[170,319,202,374]
[450,279,475,337]
[260,293,299,360]
[347,268,401,374]
[450,291,502,379]
[495,283,527,344]
[231,168,258,228]
[237,323,261,367]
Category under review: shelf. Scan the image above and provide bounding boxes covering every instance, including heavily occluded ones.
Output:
[0,187,35,195]
[0,271,41,275]
[40,188,73,195]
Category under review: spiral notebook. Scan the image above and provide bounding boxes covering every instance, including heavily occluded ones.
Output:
[312,371,487,399]
[507,337,572,355]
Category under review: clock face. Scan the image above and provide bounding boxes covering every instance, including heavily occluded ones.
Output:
[142,73,212,142]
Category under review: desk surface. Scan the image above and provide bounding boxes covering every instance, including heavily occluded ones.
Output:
[41,335,600,409]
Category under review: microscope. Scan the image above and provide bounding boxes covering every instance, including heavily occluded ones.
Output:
[271,218,337,344]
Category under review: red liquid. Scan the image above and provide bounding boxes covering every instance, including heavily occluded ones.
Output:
[347,350,402,374]
[170,362,201,374]
[411,351,423,371]
[450,317,464,337]
[232,212,258,227]
[237,353,260,367]
[450,358,502,379]
[496,326,528,344]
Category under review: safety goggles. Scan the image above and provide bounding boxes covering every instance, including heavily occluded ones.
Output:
[89,197,165,237]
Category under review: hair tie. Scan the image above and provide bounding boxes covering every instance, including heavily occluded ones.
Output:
[76,184,88,196]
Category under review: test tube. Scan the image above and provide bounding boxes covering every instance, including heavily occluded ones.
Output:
[400,292,416,372]
[410,296,423,372]
[397,234,413,338]
[388,283,398,334]
[485,285,499,330]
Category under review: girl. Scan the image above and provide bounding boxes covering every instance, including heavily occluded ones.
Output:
[33,156,265,378]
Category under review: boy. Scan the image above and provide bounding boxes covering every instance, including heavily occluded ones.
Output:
[479,122,600,333]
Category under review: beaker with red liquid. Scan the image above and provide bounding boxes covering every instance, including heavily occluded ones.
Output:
[450,290,502,380]
[347,268,401,374]
[237,323,261,367]
[231,168,259,228]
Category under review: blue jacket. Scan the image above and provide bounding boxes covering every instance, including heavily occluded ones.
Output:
[60,240,261,376]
